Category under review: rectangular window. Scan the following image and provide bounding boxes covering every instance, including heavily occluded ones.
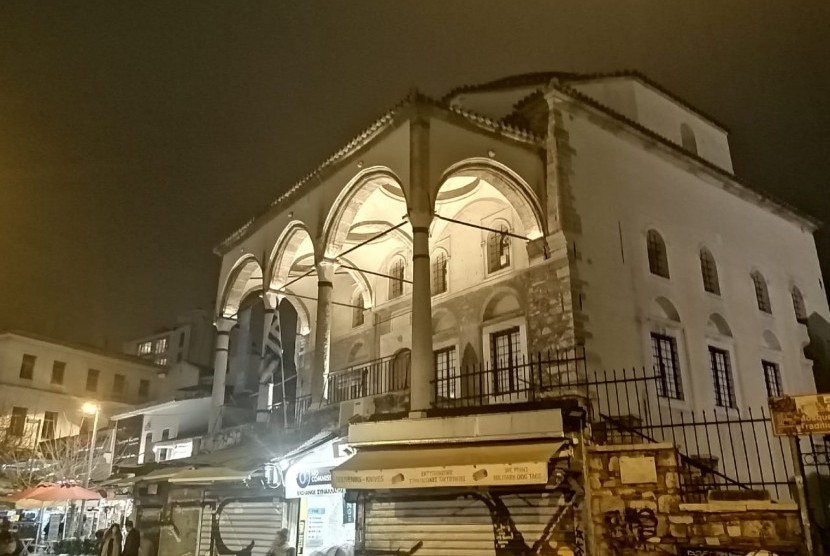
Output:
[51,361,65,385]
[86,369,100,392]
[19,354,36,380]
[41,411,57,440]
[178,332,186,347]
[650,333,683,400]
[154,338,168,354]
[490,327,521,394]
[113,374,125,395]
[9,407,27,437]
[762,360,783,398]
[434,346,459,400]
[138,379,150,398]
[138,341,152,356]
[431,252,448,295]
[486,226,511,274]
[161,428,171,441]
[709,347,736,409]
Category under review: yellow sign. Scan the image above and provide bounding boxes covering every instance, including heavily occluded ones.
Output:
[332,461,548,489]
[769,394,830,436]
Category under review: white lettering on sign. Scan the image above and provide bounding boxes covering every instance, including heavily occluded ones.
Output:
[331,461,549,489]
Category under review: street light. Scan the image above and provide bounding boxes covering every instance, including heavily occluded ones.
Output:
[82,403,99,487]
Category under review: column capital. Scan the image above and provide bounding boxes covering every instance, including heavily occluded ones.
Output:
[316,259,336,283]
[262,289,281,311]
[408,210,433,231]
[214,316,237,333]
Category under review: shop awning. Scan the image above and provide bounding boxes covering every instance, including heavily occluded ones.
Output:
[167,467,251,483]
[331,441,567,490]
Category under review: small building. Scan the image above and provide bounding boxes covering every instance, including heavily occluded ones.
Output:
[0,329,168,449]
[124,309,215,368]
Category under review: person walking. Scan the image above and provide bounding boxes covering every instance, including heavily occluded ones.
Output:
[122,521,139,556]
[99,524,122,556]
[266,528,294,556]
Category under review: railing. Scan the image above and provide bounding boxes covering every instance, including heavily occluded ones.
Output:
[584,366,796,502]
[326,352,411,404]
[431,346,586,408]
[270,394,313,427]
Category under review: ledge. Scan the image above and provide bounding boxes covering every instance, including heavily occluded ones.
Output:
[679,501,799,513]
[589,442,674,453]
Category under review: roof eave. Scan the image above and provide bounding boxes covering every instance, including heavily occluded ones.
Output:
[547,83,820,232]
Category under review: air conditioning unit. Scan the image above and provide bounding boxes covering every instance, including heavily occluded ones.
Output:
[338,398,375,428]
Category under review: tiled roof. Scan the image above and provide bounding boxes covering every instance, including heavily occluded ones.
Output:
[442,71,579,102]
[214,91,542,255]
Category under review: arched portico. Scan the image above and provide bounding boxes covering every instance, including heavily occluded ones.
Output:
[219,255,264,318]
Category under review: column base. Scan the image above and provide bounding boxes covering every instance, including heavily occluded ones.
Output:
[408,410,428,419]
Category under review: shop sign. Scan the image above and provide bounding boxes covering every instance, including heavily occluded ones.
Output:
[285,465,344,498]
[332,461,548,489]
[769,394,830,436]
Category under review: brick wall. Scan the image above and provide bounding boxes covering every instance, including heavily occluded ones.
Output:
[586,442,802,555]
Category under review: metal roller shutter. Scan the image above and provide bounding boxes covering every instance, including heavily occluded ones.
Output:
[362,491,573,556]
[212,498,284,556]
[196,504,214,556]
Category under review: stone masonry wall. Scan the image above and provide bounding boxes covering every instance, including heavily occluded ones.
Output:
[587,443,803,555]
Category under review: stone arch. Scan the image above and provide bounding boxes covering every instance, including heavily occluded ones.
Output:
[220,255,264,318]
[481,288,523,322]
[321,166,407,259]
[652,296,680,322]
[268,221,316,290]
[438,158,545,240]
[278,292,312,335]
[707,313,733,337]
[336,254,374,308]
[762,330,782,351]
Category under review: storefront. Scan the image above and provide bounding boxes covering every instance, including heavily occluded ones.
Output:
[330,411,578,556]
[282,436,355,556]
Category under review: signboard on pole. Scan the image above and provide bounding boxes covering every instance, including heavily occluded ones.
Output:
[769,394,830,436]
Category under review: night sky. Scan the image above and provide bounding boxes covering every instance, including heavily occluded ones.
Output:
[2,2,829,348]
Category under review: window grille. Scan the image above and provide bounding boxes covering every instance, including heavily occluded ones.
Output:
[352,293,365,327]
[700,248,720,295]
[762,360,783,398]
[791,286,807,321]
[491,327,521,394]
[751,271,771,313]
[651,333,683,400]
[487,225,511,274]
[646,230,670,278]
[434,346,459,400]
[709,346,736,408]
[432,250,448,295]
[388,258,405,299]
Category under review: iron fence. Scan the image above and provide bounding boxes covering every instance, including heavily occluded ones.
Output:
[431,346,586,408]
[326,351,411,404]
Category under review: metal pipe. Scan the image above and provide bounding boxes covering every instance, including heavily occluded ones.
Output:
[435,214,530,241]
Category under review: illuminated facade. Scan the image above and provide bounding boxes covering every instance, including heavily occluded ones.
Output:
[211,72,828,429]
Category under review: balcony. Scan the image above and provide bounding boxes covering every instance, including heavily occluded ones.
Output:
[316,347,586,423]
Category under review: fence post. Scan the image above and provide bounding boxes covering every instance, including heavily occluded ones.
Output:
[789,436,817,556]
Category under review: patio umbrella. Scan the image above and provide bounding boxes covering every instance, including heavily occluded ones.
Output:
[11,482,101,506]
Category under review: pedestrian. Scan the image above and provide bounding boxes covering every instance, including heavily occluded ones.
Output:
[99,524,122,556]
[122,521,139,556]
[266,528,294,556]
[0,519,21,556]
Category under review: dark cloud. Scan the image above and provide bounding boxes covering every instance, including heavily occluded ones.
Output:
[1,1,829,346]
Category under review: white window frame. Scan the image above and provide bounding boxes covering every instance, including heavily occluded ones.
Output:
[706,337,742,413]
[433,338,461,401]
[482,217,514,278]
[482,316,528,400]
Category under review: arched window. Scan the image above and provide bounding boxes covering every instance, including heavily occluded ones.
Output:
[751,271,772,313]
[646,230,670,278]
[352,292,365,328]
[486,223,511,274]
[699,248,720,295]
[680,123,698,155]
[431,249,448,295]
[388,257,405,300]
[792,286,807,321]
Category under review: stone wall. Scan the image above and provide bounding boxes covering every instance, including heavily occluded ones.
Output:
[586,442,803,555]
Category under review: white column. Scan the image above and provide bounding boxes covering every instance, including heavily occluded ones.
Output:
[311,261,334,405]
[408,112,434,416]
[209,317,236,434]
[256,291,279,423]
